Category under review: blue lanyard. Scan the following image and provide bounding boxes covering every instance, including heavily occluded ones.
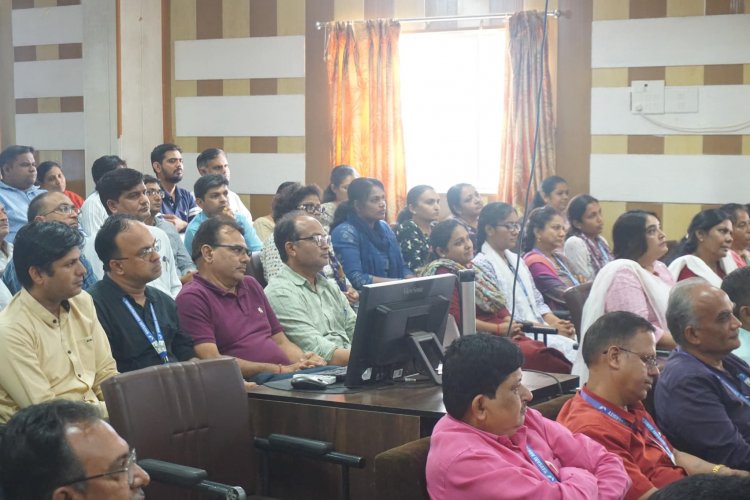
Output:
[579,390,676,465]
[676,349,750,406]
[596,239,612,264]
[505,258,543,323]
[122,297,169,363]
[525,444,558,482]
[550,252,580,287]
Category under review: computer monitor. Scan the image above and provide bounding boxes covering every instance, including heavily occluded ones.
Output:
[344,274,456,388]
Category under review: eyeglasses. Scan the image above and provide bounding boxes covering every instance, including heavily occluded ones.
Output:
[145,189,162,197]
[495,223,521,233]
[213,244,251,257]
[295,234,331,247]
[608,346,659,369]
[297,203,326,215]
[111,240,161,261]
[42,204,79,216]
[61,449,138,487]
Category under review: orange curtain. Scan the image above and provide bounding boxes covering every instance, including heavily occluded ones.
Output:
[325,20,406,221]
[498,11,556,210]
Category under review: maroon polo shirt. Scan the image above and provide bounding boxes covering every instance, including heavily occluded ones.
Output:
[176,273,288,365]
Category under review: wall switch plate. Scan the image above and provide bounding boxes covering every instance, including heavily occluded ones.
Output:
[630,80,665,114]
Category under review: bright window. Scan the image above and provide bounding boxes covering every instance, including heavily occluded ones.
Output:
[399,28,506,193]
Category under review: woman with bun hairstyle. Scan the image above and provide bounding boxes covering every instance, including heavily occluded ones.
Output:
[395,185,441,272]
[564,194,612,281]
[331,178,413,290]
[419,219,572,373]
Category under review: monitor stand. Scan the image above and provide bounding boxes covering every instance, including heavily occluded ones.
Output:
[407,331,445,385]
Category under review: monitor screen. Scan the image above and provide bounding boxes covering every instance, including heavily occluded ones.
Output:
[344,274,456,388]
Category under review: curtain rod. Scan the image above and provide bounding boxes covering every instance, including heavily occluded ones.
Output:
[315,9,560,30]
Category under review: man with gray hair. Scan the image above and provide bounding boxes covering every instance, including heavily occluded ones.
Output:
[654,278,750,471]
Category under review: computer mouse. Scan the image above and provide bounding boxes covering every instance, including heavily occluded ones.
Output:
[291,374,330,390]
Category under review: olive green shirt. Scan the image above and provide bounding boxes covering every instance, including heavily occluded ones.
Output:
[265,265,355,362]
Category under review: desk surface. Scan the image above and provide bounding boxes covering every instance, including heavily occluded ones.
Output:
[248,371,578,419]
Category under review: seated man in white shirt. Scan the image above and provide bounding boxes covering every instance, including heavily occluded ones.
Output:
[79,155,127,237]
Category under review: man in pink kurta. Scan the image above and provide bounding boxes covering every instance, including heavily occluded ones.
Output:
[426,334,630,499]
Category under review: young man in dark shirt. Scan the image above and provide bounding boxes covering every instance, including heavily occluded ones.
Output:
[88,214,195,372]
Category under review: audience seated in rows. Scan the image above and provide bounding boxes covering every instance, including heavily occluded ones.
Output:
[426,333,630,499]
[523,206,582,312]
[0,222,117,423]
[419,219,572,373]
[655,279,750,470]
[668,208,735,285]
[196,147,254,222]
[574,210,676,383]
[722,267,750,365]
[151,143,195,232]
[184,174,262,254]
[320,164,358,231]
[331,177,413,290]
[36,160,84,209]
[88,215,196,373]
[532,175,571,230]
[563,194,613,281]
[446,182,483,252]
[394,184,441,273]
[143,174,196,282]
[3,192,97,295]
[0,400,149,499]
[176,216,325,379]
[558,311,746,500]
[473,202,578,362]
[79,155,126,237]
[265,212,355,365]
[721,203,750,268]
[86,168,182,298]
[0,145,45,243]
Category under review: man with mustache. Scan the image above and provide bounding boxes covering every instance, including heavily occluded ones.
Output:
[655,279,750,470]
[0,145,45,243]
[557,311,745,500]
[176,216,324,379]
[151,143,196,233]
[426,333,630,499]
[88,214,196,373]
[0,221,117,423]
[0,400,150,499]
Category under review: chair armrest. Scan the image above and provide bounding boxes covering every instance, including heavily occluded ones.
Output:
[255,434,366,469]
[138,459,207,487]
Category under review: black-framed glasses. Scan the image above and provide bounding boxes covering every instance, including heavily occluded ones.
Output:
[294,234,331,248]
[496,223,521,233]
[213,244,251,257]
[41,203,79,216]
[111,240,161,261]
[606,346,659,369]
[61,448,138,487]
[297,203,325,215]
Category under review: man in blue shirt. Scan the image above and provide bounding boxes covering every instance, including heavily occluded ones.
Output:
[184,174,262,254]
[2,191,98,294]
[151,143,196,233]
[0,145,45,242]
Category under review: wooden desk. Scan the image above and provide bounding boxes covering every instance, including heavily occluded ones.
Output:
[247,372,577,500]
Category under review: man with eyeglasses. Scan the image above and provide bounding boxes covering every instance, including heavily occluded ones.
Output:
[0,145,45,243]
[265,212,355,366]
[184,174,262,254]
[0,221,118,424]
[89,168,182,298]
[655,279,750,472]
[0,400,149,499]
[143,174,195,283]
[558,311,746,499]
[87,214,196,373]
[2,191,98,295]
[176,216,325,380]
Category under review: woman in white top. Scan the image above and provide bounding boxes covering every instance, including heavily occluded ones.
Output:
[319,165,359,231]
[564,194,612,282]
[667,208,735,287]
[472,202,578,363]
[573,210,676,382]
